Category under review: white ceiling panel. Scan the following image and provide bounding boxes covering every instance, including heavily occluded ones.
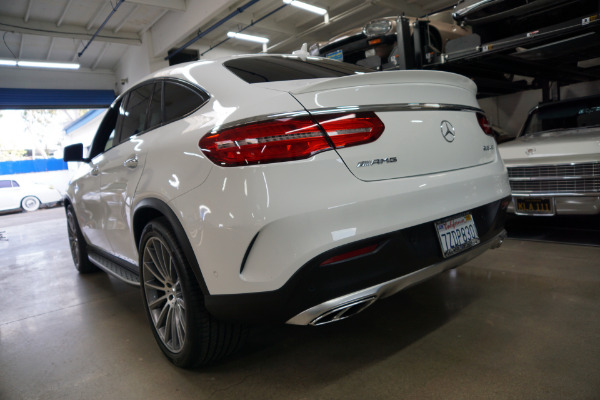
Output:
[0,0,457,72]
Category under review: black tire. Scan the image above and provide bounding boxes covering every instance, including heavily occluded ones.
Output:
[21,196,41,212]
[139,218,246,368]
[66,205,97,273]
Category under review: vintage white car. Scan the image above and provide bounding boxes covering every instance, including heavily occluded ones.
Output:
[499,95,600,216]
[0,177,63,212]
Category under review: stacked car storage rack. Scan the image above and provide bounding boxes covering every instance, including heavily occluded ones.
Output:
[390,7,600,100]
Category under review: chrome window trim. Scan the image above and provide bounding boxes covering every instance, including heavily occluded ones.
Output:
[509,175,600,181]
[506,161,600,169]
[511,193,600,197]
[215,103,483,132]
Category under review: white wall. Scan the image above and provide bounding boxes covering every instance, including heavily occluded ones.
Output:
[0,67,116,91]
[116,31,169,94]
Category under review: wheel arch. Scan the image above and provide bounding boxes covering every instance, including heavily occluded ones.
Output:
[133,198,210,296]
[63,196,72,210]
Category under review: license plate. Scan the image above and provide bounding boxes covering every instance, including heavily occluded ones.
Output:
[435,213,480,258]
[514,197,555,216]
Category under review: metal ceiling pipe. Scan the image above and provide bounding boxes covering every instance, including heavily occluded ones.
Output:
[78,0,126,58]
[200,3,288,57]
[165,0,262,60]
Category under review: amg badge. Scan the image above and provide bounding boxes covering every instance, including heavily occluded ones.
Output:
[357,157,398,168]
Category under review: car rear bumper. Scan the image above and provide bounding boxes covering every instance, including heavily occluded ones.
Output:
[508,195,600,215]
[204,197,509,325]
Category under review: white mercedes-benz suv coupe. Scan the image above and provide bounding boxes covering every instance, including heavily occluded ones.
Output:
[63,54,510,367]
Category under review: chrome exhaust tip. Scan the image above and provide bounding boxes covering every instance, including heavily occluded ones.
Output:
[491,230,507,249]
[310,296,376,326]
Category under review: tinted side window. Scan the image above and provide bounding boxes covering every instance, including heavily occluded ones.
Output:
[224,56,373,83]
[120,83,154,141]
[522,96,600,136]
[164,82,208,124]
[89,102,121,159]
[147,82,162,131]
[0,180,10,188]
[11,180,19,187]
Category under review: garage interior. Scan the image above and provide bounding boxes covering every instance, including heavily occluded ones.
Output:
[1,0,599,399]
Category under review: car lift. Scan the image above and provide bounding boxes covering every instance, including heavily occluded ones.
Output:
[388,8,600,100]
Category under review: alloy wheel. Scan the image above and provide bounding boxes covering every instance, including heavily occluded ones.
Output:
[66,211,80,266]
[142,236,186,353]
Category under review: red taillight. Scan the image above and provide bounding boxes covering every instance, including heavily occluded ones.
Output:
[476,112,493,136]
[317,112,384,149]
[321,243,379,266]
[199,112,384,166]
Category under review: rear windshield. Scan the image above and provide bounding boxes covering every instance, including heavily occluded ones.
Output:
[522,96,600,136]
[223,55,374,84]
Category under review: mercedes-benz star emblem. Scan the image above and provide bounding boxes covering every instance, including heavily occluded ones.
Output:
[440,120,455,143]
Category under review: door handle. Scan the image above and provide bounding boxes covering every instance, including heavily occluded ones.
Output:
[91,167,100,176]
[124,156,138,169]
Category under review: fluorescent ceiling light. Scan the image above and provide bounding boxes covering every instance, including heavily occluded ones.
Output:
[227,32,269,44]
[283,0,327,15]
[0,59,81,70]
[0,59,17,66]
[18,60,80,70]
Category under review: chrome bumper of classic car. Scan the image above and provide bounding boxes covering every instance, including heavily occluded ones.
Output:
[508,194,600,216]
[506,163,600,215]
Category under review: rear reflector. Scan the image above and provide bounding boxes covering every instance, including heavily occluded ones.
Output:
[476,112,493,136]
[200,112,384,166]
[321,243,379,266]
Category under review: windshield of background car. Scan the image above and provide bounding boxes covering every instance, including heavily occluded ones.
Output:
[521,97,600,136]
[223,56,374,83]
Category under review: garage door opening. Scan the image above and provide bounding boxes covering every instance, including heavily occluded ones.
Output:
[0,107,105,213]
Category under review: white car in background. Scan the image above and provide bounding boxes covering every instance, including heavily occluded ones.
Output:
[499,95,600,216]
[63,54,511,367]
[0,178,62,212]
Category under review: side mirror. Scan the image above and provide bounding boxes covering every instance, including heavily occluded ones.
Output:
[63,143,87,162]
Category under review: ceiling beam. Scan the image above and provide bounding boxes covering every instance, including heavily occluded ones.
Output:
[86,1,110,31]
[114,4,140,33]
[267,1,374,52]
[57,0,74,27]
[126,0,186,11]
[72,40,81,62]
[227,14,298,36]
[24,0,33,23]
[19,34,25,58]
[375,0,425,16]
[150,0,241,58]
[46,37,55,59]
[138,9,169,35]
[0,15,142,46]
[92,42,110,70]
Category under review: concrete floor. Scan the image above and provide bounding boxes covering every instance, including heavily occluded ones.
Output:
[1,207,599,400]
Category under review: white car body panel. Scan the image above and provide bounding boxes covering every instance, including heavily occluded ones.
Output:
[64,54,510,327]
[171,152,508,294]
[100,138,147,264]
[69,158,112,250]
[499,128,600,165]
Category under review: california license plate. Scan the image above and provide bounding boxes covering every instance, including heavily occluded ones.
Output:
[435,213,480,258]
[514,197,555,216]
